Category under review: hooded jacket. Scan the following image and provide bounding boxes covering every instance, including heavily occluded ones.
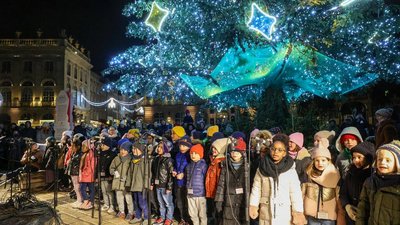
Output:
[110,154,132,191]
[205,138,230,198]
[151,153,174,190]
[335,127,363,178]
[302,163,340,221]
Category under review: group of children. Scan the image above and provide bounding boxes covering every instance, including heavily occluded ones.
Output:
[62,124,400,225]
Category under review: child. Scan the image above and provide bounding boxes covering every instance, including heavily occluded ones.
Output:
[215,137,247,225]
[173,136,192,225]
[151,138,174,225]
[186,144,208,225]
[65,133,84,209]
[129,142,150,225]
[302,141,340,225]
[110,141,134,220]
[356,140,400,225]
[99,137,117,214]
[335,127,363,178]
[289,132,311,183]
[339,141,375,225]
[79,139,96,210]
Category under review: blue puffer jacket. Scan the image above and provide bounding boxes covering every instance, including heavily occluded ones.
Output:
[174,151,190,187]
[185,159,208,197]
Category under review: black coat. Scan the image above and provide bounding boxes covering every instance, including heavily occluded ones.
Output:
[215,160,248,223]
[100,149,117,178]
[151,154,174,190]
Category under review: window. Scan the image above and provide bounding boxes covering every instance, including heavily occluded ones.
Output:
[23,61,33,73]
[0,89,11,106]
[42,80,55,86]
[80,70,83,82]
[67,63,71,76]
[1,81,12,86]
[21,81,34,86]
[45,61,54,73]
[21,88,33,103]
[1,61,11,73]
[42,87,54,102]
[74,66,78,79]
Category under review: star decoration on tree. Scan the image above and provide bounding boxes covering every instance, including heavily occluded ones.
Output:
[145,1,170,32]
[246,3,277,40]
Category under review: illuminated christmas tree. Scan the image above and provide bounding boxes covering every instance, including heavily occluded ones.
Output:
[103,0,400,109]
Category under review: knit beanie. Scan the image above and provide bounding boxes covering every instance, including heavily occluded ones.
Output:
[120,141,133,153]
[340,134,359,144]
[376,140,400,174]
[62,130,73,138]
[190,144,204,159]
[133,142,144,152]
[102,137,114,148]
[375,108,393,119]
[178,136,193,149]
[352,141,376,165]
[161,138,173,154]
[118,138,130,146]
[210,132,224,144]
[207,125,219,137]
[314,130,336,143]
[289,132,304,148]
[231,131,246,141]
[191,130,203,140]
[128,129,140,139]
[234,137,246,151]
[172,126,186,138]
[312,143,332,160]
[212,138,232,155]
[250,129,260,138]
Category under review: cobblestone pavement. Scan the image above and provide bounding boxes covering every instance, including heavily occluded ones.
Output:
[0,184,178,225]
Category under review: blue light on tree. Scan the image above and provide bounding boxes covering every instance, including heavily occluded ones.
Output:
[246,3,277,40]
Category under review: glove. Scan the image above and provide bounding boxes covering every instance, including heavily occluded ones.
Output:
[216,202,223,213]
[114,171,120,178]
[249,206,259,219]
[345,204,357,221]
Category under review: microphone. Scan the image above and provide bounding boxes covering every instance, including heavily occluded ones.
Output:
[254,137,272,154]
[148,132,163,141]
[228,136,237,150]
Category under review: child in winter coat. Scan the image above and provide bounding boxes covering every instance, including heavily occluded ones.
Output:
[249,133,305,225]
[339,141,375,225]
[302,141,340,225]
[129,142,150,225]
[356,140,400,225]
[205,138,230,225]
[215,138,248,225]
[173,136,192,225]
[110,141,134,220]
[99,137,117,214]
[151,138,174,225]
[79,139,96,210]
[65,133,84,209]
[186,144,208,225]
[288,132,311,183]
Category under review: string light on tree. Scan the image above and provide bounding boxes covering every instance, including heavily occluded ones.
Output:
[246,3,277,40]
[145,1,170,32]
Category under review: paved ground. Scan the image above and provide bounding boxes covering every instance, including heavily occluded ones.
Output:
[0,183,179,225]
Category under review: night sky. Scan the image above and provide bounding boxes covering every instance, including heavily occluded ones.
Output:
[0,0,135,73]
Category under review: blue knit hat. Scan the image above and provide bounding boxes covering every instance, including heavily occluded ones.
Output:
[120,141,133,153]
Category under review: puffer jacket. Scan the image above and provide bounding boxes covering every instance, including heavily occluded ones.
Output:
[215,160,247,224]
[79,149,96,183]
[205,157,225,198]
[110,154,132,191]
[249,165,304,225]
[66,151,81,176]
[335,127,363,178]
[356,175,400,225]
[174,151,190,187]
[151,153,174,190]
[100,149,116,179]
[185,159,207,197]
[302,163,340,221]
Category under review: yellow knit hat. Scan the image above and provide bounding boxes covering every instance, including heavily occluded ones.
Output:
[172,126,186,138]
[207,125,219,137]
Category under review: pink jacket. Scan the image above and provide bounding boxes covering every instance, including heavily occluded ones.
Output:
[79,149,96,183]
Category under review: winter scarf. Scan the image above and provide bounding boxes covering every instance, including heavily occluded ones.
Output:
[372,173,400,190]
[343,148,352,161]
[230,158,243,170]
[310,163,340,188]
[259,154,294,183]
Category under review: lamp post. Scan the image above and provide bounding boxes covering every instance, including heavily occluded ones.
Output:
[289,100,297,132]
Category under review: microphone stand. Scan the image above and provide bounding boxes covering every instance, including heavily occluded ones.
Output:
[143,136,152,225]
[53,145,59,209]
[93,142,102,225]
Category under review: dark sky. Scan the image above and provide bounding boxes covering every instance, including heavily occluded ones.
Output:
[0,0,135,72]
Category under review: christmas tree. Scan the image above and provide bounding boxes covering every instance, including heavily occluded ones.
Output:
[103,0,400,109]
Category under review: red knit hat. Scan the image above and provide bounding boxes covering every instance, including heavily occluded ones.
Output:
[234,137,247,151]
[340,134,359,144]
[190,144,204,159]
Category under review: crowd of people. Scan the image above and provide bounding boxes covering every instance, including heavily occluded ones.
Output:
[0,107,399,225]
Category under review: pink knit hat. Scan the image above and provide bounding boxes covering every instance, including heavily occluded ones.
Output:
[250,129,260,138]
[289,132,304,148]
[312,142,331,160]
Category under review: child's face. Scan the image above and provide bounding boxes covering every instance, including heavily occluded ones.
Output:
[190,152,201,162]
[133,147,142,156]
[343,138,358,150]
[157,143,164,155]
[212,147,219,156]
[120,148,128,157]
[230,151,242,162]
[179,145,190,153]
[288,141,297,152]
[270,141,287,163]
[376,150,396,174]
[314,156,329,171]
[352,152,367,169]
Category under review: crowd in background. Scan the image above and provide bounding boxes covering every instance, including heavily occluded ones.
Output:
[0,107,399,225]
